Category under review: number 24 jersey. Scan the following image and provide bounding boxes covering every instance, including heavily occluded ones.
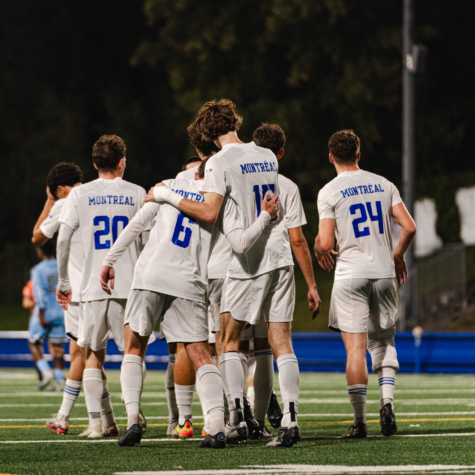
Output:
[317,169,402,281]
[60,177,146,301]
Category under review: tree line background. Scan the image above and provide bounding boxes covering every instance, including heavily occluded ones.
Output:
[1,1,474,328]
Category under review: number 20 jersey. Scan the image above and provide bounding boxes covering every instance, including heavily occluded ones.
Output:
[317,169,403,281]
[60,177,146,301]
[200,142,293,279]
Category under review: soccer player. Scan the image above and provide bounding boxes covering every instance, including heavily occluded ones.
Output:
[30,162,88,431]
[101,160,278,448]
[28,241,68,390]
[56,135,148,438]
[314,129,416,438]
[181,156,202,171]
[248,122,321,436]
[146,100,303,448]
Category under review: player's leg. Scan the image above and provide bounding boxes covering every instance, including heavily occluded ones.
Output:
[47,341,65,391]
[28,319,53,389]
[263,267,300,448]
[173,342,196,439]
[165,342,178,434]
[247,349,255,413]
[185,341,226,448]
[368,277,399,436]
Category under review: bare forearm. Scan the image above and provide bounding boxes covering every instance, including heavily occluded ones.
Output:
[57,224,74,289]
[292,238,316,289]
[33,199,55,234]
[314,235,327,255]
[395,228,416,257]
[178,199,218,225]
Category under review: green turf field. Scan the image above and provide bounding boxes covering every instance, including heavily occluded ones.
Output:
[1,369,475,475]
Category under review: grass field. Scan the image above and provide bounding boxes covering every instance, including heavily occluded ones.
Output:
[1,370,475,474]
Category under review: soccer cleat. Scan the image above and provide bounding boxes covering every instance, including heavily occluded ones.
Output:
[259,423,273,439]
[78,426,93,437]
[139,408,147,434]
[103,423,120,437]
[172,420,194,439]
[199,432,226,449]
[46,414,69,435]
[225,421,248,444]
[49,381,65,392]
[38,371,54,390]
[267,390,283,429]
[118,423,142,447]
[267,422,301,447]
[167,418,178,436]
[380,403,397,436]
[87,422,105,438]
[342,422,368,439]
[243,394,261,439]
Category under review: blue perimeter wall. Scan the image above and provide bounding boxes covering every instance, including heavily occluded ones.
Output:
[1,332,475,374]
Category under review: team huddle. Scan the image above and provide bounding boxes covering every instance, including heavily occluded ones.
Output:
[30,99,416,449]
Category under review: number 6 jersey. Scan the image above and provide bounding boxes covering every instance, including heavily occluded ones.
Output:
[317,169,402,281]
[59,177,147,301]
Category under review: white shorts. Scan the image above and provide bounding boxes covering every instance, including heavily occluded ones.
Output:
[241,317,268,341]
[79,299,126,352]
[221,266,295,326]
[65,302,80,340]
[125,289,208,344]
[329,277,398,339]
[208,278,224,333]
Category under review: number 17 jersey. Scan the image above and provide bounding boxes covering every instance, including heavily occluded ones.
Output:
[317,169,402,281]
[60,177,146,301]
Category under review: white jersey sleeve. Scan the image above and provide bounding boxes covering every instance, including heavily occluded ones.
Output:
[200,160,227,197]
[317,186,336,221]
[39,200,63,238]
[279,174,307,229]
[176,166,199,180]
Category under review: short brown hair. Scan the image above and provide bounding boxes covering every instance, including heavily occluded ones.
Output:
[187,121,220,158]
[195,99,243,141]
[197,158,209,180]
[252,123,286,156]
[92,135,126,171]
[328,129,360,164]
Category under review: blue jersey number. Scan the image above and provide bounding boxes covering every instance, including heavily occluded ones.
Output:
[253,184,277,220]
[172,212,194,249]
[350,201,383,238]
[93,215,129,250]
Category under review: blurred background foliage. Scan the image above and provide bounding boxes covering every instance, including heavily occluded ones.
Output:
[1,1,474,329]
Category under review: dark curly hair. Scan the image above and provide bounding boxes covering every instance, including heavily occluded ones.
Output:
[195,99,243,141]
[197,158,209,180]
[328,129,360,164]
[47,162,84,199]
[187,121,220,158]
[92,135,126,171]
[252,123,286,156]
[181,156,202,171]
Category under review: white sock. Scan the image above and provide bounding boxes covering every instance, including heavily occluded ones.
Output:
[101,377,116,428]
[175,384,194,425]
[212,354,218,367]
[348,384,367,425]
[196,376,210,432]
[247,386,255,415]
[58,379,82,419]
[219,352,244,426]
[197,364,225,435]
[83,369,103,428]
[166,354,178,422]
[277,354,299,427]
[254,349,274,424]
[120,354,144,429]
[377,367,396,409]
[239,351,249,394]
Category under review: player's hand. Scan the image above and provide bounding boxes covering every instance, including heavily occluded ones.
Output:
[261,191,279,220]
[56,290,72,310]
[315,250,338,271]
[308,284,322,320]
[39,315,51,329]
[144,183,165,203]
[100,265,115,295]
[46,186,56,202]
[394,253,408,286]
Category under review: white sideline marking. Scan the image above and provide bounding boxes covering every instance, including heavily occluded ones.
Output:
[114,464,475,474]
[2,433,475,445]
[0,402,199,408]
[4,411,475,422]
[0,373,36,380]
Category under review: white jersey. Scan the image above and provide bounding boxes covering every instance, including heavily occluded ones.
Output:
[279,174,307,230]
[60,177,146,301]
[176,166,199,180]
[40,199,83,303]
[208,230,232,280]
[201,142,292,278]
[317,169,403,281]
[126,179,216,303]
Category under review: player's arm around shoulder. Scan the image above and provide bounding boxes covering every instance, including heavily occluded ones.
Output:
[314,186,338,271]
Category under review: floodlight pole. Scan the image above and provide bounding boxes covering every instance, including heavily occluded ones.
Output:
[402,0,417,327]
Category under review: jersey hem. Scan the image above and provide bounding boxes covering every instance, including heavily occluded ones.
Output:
[131,284,206,304]
[226,262,294,280]
[334,274,396,281]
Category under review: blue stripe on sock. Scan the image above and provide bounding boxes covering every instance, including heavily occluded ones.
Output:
[102,391,110,399]
[64,388,80,396]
